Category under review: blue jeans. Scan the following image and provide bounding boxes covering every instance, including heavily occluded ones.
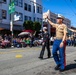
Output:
[52,39,65,70]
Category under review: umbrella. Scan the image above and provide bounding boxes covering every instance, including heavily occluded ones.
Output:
[18,32,30,36]
[23,29,34,33]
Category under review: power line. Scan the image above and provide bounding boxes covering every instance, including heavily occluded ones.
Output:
[70,0,76,9]
[43,7,75,16]
[64,0,76,16]
[70,0,72,2]
[52,11,74,16]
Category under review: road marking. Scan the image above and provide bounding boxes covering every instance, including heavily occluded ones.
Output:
[15,54,23,58]
[0,47,41,54]
[0,50,26,54]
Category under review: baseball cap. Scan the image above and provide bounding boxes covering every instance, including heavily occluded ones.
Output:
[57,14,64,19]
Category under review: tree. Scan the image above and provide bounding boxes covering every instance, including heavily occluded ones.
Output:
[23,21,33,30]
[23,21,41,36]
[33,21,41,32]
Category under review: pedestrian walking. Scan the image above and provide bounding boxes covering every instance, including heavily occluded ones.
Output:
[39,27,51,59]
[45,14,67,72]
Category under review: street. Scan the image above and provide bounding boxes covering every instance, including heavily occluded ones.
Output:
[0,46,76,75]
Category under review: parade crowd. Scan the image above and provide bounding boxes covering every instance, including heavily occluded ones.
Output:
[0,33,39,48]
[0,33,76,48]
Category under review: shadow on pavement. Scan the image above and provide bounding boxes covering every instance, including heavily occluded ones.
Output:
[74,60,76,62]
[38,56,53,60]
[65,63,76,71]
[43,56,53,60]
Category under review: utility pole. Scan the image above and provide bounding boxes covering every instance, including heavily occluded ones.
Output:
[9,0,15,46]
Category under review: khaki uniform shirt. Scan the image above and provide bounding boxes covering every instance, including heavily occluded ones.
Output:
[51,23,67,39]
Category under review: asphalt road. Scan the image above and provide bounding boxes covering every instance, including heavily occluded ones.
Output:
[0,46,76,75]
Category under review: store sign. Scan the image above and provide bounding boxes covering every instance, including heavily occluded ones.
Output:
[14,14,20,21]
[9,1,15,14]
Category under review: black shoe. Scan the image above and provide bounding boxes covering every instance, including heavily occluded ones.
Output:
[59,69,65,72]
[38,57,43,59]
[54,65,60,70]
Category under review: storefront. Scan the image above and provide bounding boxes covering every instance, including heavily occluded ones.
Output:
[0,23,23,36]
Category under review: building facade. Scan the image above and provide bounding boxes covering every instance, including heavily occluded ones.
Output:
[43,10,71,36]
[0,0,42,31]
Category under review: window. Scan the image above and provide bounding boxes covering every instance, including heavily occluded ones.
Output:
[37,6,42,14]
[24,3,27,10]
[2,10,7,19]
[24,16,28,21]
[33,17,35,21]
[19,13,23,21]
[37,18,39,22]
[0,0,7,3]
[15,0,18,6]
[33,6,35,13]
[3,0,6,2]
[0,9,2,20]
[15,11,18,16]
[40,18,42,24]
[29,17,31,21]
[40,7,42,14]
[54,19,56,23]
[51,18,53,22]
[18,0,23,7]
[2,0,6,3]
[37,6,39,13]
[28,5,31,12]
[24,3,32,12]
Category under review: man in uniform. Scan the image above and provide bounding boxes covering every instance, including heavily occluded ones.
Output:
[45,14,67,72]
[39,27,51,59]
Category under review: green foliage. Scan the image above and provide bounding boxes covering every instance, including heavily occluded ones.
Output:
[33,21,41,31]
[23,21,41,32]
[23,21,33,30]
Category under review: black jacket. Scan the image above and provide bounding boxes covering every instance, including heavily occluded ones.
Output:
[74,36,76,42]
[42,32,50,44]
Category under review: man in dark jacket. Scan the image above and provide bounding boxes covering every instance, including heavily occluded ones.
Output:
[73,33,76,46]
[39,27,51,59]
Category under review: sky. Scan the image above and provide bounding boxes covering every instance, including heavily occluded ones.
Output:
[42,0,76,27]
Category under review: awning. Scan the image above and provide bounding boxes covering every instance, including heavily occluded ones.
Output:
[0,28,4,30]
[0,23,23,31]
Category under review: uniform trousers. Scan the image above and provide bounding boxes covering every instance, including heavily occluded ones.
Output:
[52,39,66,70]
